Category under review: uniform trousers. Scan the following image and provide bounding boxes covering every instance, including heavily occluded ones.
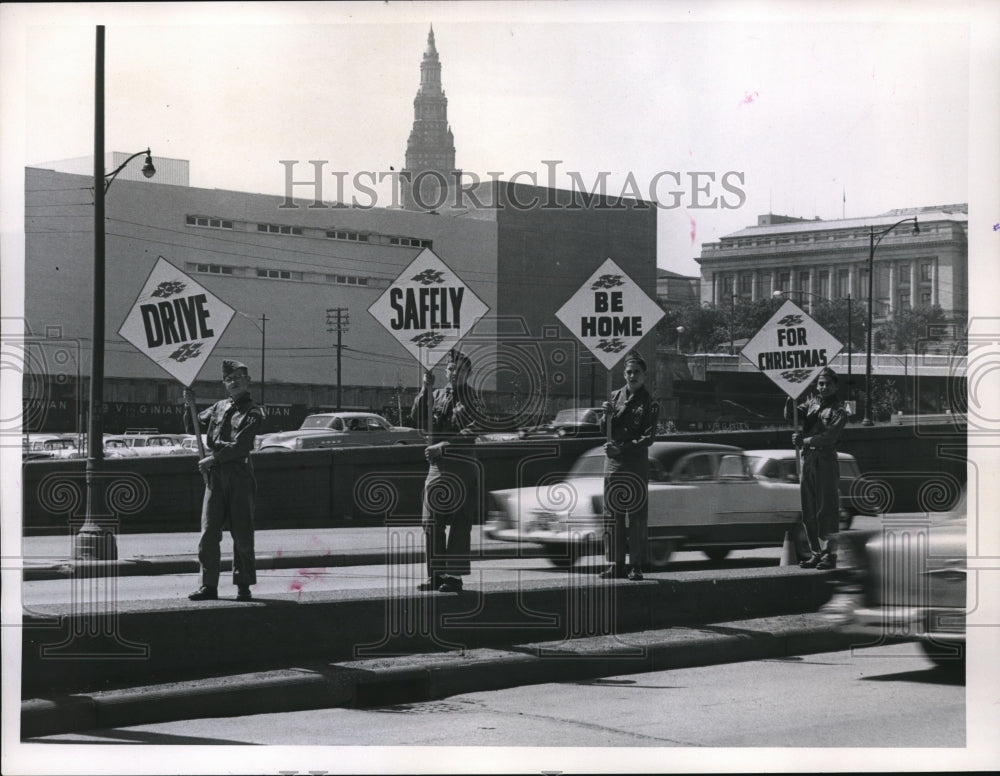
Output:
[422,456,477,578]
[800,449,840,555]
[603,458,649,572]
[198,461,257,587]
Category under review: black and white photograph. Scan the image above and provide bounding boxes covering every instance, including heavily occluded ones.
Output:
[2,1,998,774]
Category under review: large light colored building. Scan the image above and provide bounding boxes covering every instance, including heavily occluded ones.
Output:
[697,205,968,323]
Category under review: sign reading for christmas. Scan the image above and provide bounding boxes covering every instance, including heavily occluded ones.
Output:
[741,300,843,398]
[368,248,489,370]
[555,257,664,369]
[118,256,235,386]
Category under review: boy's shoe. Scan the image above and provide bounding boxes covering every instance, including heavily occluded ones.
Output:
[188,586,218,601]
[816,553,838,570]
[437,576,463,593]
[236,586,253,601]
[799,553,822,569]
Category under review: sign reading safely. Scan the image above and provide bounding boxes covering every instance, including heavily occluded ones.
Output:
[368,247,489,370]
[555,257,664,370]
[118,256,235,387]
[740,300,844,399]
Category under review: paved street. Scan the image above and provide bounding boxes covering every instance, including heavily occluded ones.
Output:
[25,643,967,763]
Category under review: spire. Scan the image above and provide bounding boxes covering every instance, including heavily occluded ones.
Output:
[401,24,459,211]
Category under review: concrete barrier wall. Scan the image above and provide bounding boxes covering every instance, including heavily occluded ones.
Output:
[22,423,966,534]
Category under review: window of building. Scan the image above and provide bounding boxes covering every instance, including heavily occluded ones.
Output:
[740,274,753,295]
[388,236,432,248]
[778,272,791,291]
[921,291,932,305]
[256,268,292,280]
[186,215,233,230]
[920,262,933,281]
[898,295,911,311]
[836,269,850,298]
[326,230,368,242]
[323,273,370,286]
[257,223,303,236]
[195,263,234,275]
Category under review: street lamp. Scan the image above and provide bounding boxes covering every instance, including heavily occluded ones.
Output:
[729,294,737,355]
[676,325,685,354]
[75,24,156,560]
[863,217,919,426]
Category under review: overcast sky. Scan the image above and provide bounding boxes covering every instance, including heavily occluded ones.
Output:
[4,1,985,278]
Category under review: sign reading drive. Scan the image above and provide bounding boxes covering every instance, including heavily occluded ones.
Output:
[118,256,235,386]
[555,257,664,370]
[368,248,489,370]
[741,300,843,398]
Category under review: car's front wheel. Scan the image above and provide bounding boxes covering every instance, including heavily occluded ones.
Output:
[545,545,580,568]
[920,638,965,673]
[646,539,676,571]
[703,547,731,561]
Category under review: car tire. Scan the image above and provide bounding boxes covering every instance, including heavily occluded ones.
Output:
[646,539,676,571]
[545,546,580,568]
[703,547,731,562]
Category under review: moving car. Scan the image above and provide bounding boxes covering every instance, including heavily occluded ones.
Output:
[484,441,802,568]
[517,407,605,439]
[743,449,874,528]
[829,488,967,672]
[22,435,81,460]
[118,433,186,456]
[256,412,424,451]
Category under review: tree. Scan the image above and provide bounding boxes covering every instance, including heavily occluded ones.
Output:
[656,300,728,353]
[875,305,948,353]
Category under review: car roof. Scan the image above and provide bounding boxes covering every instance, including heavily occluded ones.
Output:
[307,412,381,419]
[743,449,857,461]
[582,441,742,459]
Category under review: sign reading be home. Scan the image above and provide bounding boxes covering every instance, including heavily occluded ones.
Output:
[118,256,235,386]
[555,257,664,370]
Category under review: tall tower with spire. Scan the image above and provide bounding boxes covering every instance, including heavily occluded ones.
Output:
[401,25,459,211]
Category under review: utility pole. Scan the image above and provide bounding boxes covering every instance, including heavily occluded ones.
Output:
[326,307,349,410]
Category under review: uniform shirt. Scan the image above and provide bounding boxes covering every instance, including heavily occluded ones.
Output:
[791,394,848,450]
[603,384,658,462]
[186,392,264,464]
[412,382,478,445]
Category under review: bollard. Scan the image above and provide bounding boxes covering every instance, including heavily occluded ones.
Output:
[779,531,797,566]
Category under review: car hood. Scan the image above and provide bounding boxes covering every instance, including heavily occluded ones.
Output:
[490,477,605,521]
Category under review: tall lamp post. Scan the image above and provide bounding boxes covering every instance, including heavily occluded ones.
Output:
[75,25,156,560]
[862,217,919,426]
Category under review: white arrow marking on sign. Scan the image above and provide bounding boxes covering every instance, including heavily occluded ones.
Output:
[740,300,844,398]
[118,256,236,387]
[555,257,664,370]
[368,248,489,370]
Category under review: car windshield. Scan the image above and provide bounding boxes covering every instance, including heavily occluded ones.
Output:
[554,409,597,424]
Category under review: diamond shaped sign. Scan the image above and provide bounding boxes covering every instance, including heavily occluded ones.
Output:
[555,257,664,370]
[118,256,235,387]
[368,248,489,370]
[741,300,844,399]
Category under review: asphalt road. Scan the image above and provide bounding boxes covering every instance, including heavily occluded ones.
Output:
[25,643,968,767]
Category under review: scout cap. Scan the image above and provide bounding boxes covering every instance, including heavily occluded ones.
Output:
[817,366,838,383]
[222,359,249,378]
[623,350,647,371]
[448,348,471,371]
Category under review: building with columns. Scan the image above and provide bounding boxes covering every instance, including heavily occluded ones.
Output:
[697,205,968,324]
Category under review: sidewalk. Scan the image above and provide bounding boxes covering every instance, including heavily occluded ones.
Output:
[20,525,544,580]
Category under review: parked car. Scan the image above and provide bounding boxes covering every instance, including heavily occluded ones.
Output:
[177,434,207,454]
[484,441,802,568]
[743,449,874,529]
[516,407,605,439]
[22,434,80,460]
[118,433,186,456]
[256,412,424,451]
[828,488,967,672]
[102,436,141,458]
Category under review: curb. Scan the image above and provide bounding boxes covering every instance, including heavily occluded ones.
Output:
[21,613,862,738]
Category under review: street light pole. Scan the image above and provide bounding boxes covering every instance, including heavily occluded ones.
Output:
[863,217,919,426]
[75,25,156,560]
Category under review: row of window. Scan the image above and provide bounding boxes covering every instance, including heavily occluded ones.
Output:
[192,263,368,286]
[186,214,431,250]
